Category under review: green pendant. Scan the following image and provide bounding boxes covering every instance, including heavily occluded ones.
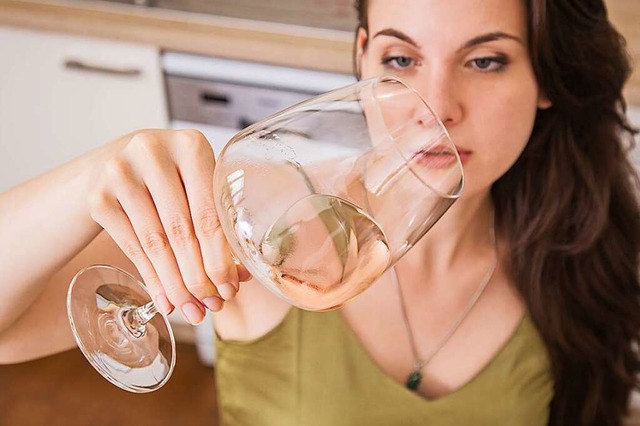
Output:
[406,370,422,390]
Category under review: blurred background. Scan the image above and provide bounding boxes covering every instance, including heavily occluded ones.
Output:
[0,0,638,425]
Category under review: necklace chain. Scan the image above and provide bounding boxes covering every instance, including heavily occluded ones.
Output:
[393,211,498,391]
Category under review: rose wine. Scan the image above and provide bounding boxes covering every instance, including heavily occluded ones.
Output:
[247,194,389,311]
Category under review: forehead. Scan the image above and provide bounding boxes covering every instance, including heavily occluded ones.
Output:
[367,0,529,48]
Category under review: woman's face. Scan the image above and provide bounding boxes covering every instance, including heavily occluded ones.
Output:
[358,0,551,198]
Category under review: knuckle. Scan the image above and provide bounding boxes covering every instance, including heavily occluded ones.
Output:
[140,274,162,293]
[179,129,214,157]
[129,131,157,147]
[87,190,112,218]
[195,207,221,237]
[163,285,190,305]
[130,132,164,158]
[183,278,214,296]
[104,157,131,182]
[166,216,196,245]
[151,276,195,307]
[179,128,206,142]
[141,231,169,256]
[204,264,234,283]
[122,241,146,262]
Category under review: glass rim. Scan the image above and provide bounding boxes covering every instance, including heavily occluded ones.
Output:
[370,74,465,199]
[66,263,176,393]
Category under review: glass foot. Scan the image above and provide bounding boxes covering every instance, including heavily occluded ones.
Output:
[67,265,176,393]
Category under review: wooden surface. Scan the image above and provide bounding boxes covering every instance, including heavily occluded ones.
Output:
[0,0,354,74]
[0,343,218,426]
[105,0,357,32]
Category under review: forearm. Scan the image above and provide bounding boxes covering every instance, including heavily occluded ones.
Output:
[0,140,123,331]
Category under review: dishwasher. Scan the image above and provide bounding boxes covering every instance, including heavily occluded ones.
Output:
[162,51,354,365]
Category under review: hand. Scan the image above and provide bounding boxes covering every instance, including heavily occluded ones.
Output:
[88,129,251,325]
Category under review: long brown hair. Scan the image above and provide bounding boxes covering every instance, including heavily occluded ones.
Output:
[355,1,640,424]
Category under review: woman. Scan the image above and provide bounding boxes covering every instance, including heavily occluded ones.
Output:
[0,0,638,424]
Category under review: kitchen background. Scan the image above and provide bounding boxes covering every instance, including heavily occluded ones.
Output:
[0,0,639,424]
[1,0,639,195]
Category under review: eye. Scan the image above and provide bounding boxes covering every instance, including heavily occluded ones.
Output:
[468,56,508,72]
[381,56,416,70]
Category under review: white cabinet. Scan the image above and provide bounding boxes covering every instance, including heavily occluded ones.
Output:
[0,27,167,192]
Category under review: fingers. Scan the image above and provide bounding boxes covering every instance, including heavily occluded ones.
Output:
[91,144,198,324]
[88,191,174,316]
[90,130,249,326]
[119,183,210,325]
[123,140,214,324]
[237,263,252,282]
[175,131,240,301]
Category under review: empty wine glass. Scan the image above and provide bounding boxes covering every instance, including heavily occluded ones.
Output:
[66,75,464,392]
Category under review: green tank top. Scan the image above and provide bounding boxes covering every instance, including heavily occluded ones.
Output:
[215,308,553,426]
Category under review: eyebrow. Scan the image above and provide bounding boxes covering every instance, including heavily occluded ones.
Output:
[459,32,523,51]
[372,29,523,51]
[373,28,421,48]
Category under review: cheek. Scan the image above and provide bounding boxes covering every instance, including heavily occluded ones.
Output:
[486,90,537,156]
[462,77,539,193]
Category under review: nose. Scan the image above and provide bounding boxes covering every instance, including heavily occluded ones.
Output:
[414,68,463,129]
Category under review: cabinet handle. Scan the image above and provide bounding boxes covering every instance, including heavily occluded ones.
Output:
[64,59,142,77]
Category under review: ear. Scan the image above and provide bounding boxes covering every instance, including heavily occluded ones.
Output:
[537,91,552,110]
[356,27,368,53]
[355,27,369,78]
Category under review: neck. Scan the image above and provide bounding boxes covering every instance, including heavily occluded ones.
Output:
[399,191,495,277]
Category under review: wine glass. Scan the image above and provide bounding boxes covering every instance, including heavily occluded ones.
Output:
[66,75,464,392]
[215,75,464,310]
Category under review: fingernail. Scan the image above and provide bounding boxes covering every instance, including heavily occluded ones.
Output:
[155,294,173,315]
[181,302,204,325]
[203,297,224,312]
[217,283,236,301]
[237,265,253,282]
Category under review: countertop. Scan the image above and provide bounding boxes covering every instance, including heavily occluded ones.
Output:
[0,0,638,105]
[0,0,355,74]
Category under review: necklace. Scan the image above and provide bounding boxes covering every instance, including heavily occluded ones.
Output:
[393,212,497,391]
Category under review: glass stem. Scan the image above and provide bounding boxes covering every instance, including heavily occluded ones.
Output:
[134,301,158,325]
[122,301,158,338]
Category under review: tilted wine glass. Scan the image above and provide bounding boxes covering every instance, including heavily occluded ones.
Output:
[66,75,465,392]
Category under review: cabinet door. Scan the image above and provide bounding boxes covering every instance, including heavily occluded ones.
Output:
[0,27,167,191]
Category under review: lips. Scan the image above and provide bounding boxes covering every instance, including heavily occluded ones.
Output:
[455,146,471,165]
[410,144,470,168]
